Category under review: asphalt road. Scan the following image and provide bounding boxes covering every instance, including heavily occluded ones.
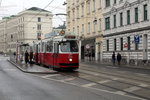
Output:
[0,55,143,100]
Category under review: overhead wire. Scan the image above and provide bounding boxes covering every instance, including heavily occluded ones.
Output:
[0,0,2,7]
[50,4,66,12]
[26,0,55,25]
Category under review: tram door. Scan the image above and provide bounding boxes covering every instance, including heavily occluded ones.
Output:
[35,44,38,63]
[53,43,59,67]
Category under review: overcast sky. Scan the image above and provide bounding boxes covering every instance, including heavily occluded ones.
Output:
[0,0,66,27]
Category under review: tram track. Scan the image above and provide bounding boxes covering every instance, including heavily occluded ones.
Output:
[79,65,150,84]
[57,69,150,100]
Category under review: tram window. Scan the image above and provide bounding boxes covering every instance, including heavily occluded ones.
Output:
[46,41,53,52]
[41,42,44,52]
[70,41,78,52]
[60,42,70,52]
[60,41,78,52]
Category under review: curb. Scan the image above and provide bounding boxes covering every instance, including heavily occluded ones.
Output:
[7,60,58,74]
[80,61,150,70]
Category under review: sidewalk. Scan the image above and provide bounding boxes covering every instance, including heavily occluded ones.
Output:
[8,57,57,74]
[80,60,150,70]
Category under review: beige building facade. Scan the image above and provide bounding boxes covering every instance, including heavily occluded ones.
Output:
[0,7,53,53]
[66,0,103,61]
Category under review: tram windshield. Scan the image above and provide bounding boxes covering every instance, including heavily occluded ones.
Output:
[60,41,78,52]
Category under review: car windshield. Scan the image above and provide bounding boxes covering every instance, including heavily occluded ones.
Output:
[60,41,78,52]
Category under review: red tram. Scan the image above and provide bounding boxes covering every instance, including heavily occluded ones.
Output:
[32,35,79,70]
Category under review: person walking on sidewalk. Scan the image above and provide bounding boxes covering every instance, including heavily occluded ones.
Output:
[25,50,29,64]
[29,51,33,64]
[112,52,116,65]
[117,53,122,65]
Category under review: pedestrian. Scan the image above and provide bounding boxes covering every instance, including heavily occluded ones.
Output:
[25,50,29,64]
[117,53,122,65]
[29,51,33,64]
[92,49,95,61]
[13,52,16,57]
[112,52,116,65]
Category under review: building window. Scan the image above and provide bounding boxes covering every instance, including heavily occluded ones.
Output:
[77,7,79,18]
[77,26,79,34]
[82,24,84,34]
[38,17,41,22]
[81,5,84,17]
[87,1,90,14]
[107,40,109,51]
[120,0,123,3]
[93,0,96,11]
[72,10,75,20]
[88,22,90,33]
[127,36,130,50]
[37,24,41,30]
[106,0,110,7]
[144,4,148,21]
[114,39,117,51]
[37,33,41,40]
[99,0,101,8]
[73,27,75,33]
[120,12,123,26]
[11,34,13,41]
[113,15,116,28]
[135,7,138,23]
[105,17,110,30]
[120,38,123,51]
[93,20,97,32]
[127,10,130,25]
[99,19,101,31]
[68,11,70,19]
[114,0,116,4]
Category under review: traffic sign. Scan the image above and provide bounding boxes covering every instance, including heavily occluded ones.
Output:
[124,43,128,48]
[134,35,140,44]
[86,44,90,49]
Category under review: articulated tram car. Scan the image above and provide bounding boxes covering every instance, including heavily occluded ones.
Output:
[33,35,79,70]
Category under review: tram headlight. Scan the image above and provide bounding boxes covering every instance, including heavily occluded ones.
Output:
[69,58,73,62]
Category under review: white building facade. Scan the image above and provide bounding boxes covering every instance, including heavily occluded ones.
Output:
[0,7,53,53]
[102,0,150,66]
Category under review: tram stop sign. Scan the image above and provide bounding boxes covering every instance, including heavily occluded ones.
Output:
[86,44,90,49]
[134,35,140,44]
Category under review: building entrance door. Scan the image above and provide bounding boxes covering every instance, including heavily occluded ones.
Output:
[143,34,148,60]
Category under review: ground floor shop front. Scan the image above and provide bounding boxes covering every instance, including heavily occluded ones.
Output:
[103,29,150,66]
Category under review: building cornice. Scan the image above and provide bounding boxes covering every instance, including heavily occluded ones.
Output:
[103,26,150,37]
[103,0,149,16]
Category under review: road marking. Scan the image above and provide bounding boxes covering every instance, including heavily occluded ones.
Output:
[80,70,99,76]
[123,86,141,92]
[3,69,16,71]
[81,83,97,87]
[98,80,112,84]
[136,73,147,76]
[64,78,76,81]
[115,91,126,95]
[106,66,118,68]
[33,74,144,100]
[41,74,60,78]
[139,83,149,87]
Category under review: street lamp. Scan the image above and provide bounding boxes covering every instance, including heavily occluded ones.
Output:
[62,2,67,6]
[55,13,67,16]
